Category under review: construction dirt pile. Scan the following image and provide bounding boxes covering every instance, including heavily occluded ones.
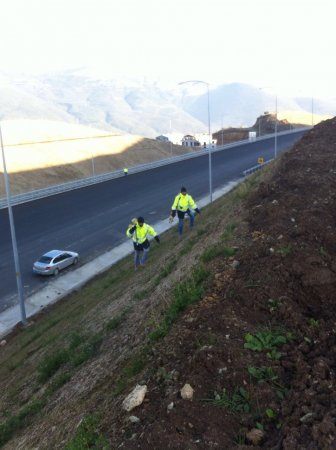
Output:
[114,118,336,449]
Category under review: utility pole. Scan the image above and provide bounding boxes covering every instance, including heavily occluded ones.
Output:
[0,122,27,324]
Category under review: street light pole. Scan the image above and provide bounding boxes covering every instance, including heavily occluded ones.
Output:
[0,123,27,324]
[179,80,212,202]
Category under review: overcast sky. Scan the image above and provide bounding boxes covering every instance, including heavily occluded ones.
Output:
[1,0,335,98]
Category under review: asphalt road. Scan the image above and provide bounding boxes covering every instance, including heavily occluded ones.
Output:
[0,131,306,312]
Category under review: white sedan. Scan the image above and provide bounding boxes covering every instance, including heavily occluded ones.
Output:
[33,250,79,276]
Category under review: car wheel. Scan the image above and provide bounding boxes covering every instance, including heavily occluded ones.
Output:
[54,268,59,276]
[73,257,78,265]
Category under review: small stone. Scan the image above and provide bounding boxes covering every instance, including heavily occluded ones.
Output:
[218,367,227,374]
[271,200,279,205]
[180,383,194,400]
[129,415,140,423]
[300,412,314,423]
[231,260,240,269]
[225,334,230,339]
[246,428,264,445]
[291,217,296,222]
[269,247,275,254]
[122,385,147,412]
[0,340,7,346]
[167,402,174,411]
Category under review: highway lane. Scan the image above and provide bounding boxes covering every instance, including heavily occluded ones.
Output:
[0,131,306,311]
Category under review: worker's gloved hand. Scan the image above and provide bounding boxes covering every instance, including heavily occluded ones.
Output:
[155,236,160,244]
[171,210,176,218]
[169,215,174,223]
[128,225,136,233]
[195,208,201,214]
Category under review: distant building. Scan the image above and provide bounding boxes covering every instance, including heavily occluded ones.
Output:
[181,134,200,147]
[156,135,170,143]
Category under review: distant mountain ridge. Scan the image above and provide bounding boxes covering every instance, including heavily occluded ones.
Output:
[0,70,335,138]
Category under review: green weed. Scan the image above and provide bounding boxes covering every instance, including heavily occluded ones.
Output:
[201,245,236,262]
[248,366,278,383]
[308,318,319,328]
[149,266,210,344]
[203,387,251,414]
[105,310,128,331]
[0,399,46,447]
[133,288,150,301]
[64,415,110,450]
[244,330,294,355]
[37,349,70,383]
[276,244,293,255]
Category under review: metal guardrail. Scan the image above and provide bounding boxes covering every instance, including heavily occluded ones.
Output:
[243,159,274,176]
[0,128,309,209]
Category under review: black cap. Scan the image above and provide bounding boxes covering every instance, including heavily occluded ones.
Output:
[137,216,145,223]
[181,186,187,193]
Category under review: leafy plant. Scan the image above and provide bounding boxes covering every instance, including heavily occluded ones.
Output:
[244,330,294,356]
[308,318,319,328]
[319,246,327,257]
[265,408,277,420]
[268,298,281,312]
[248,366,278,383]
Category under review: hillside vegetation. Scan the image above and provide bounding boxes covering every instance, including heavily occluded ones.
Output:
[0,118,335,449]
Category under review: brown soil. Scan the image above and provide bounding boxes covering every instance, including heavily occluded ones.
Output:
[112,118,336,449]
[1,117,336,450]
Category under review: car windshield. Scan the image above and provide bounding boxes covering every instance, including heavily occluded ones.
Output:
[38,256,53,264]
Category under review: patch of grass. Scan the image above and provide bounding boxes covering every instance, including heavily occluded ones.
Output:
[47,372,72,395]
[64,415,110,450]
[105,309,128,332]
[70,333,103,367]
[114,354,148,395]
[133,288,151,301]
[149,266,210,344]
[203,387,251,414]
[37,332,103,383]
[221,223,236,242]
[179,238,197,256]
[37,349,70,383]
[153,258,177,286]
[201,245,236,262]
[0,399,46,447]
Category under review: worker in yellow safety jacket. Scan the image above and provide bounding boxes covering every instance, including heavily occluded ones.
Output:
[169,186,200,236]
[126,216,160,269]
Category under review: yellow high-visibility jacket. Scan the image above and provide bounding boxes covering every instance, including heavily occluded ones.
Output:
[171,193,197,212]
[126,223,157,243]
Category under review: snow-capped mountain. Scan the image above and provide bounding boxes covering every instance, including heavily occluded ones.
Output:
[0,70,335,138]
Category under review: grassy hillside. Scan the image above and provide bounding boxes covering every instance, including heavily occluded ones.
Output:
[0,118,335,449]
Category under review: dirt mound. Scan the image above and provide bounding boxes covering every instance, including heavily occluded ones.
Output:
[114,118,336,449]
